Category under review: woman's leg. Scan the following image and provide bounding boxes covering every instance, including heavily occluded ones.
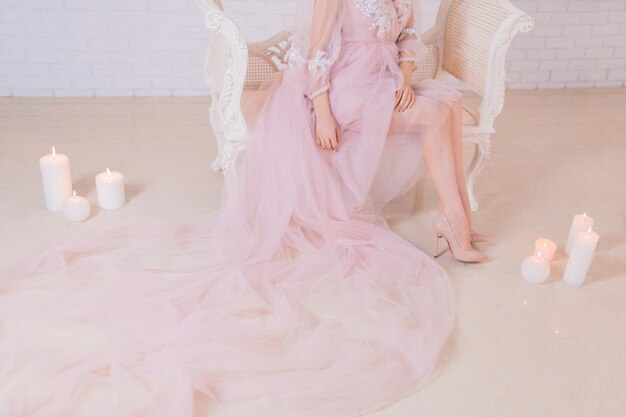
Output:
[449,96,474,231]
[421,99,472,250]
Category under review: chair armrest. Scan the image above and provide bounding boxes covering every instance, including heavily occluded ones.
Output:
[248,28,294,68]
[196,0,224,14]
[440,0,534,130]
[203,8,248,139]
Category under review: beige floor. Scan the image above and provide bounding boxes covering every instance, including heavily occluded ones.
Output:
[0,88,625,417]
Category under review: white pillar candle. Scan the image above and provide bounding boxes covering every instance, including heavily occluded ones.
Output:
[63,190,91,222]
[95,168,126,210]
[521,251,551,284]
[39,146,73,212]
[563,227,599,287]
[565,213,594,255]
[534,238,557,262]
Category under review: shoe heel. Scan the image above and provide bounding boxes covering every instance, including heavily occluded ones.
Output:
[433,231,445,259]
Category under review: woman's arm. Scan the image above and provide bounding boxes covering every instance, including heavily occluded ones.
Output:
[312,92,340,151]
[306,0,342,151]
[395,7,427,112]
[396,7,428,70]
[399,61,415,88]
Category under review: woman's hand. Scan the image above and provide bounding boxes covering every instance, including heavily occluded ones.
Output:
[312,91,340,151]
[315,111,341,151]
[395,84,416,113]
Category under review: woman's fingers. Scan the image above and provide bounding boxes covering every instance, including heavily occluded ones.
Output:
[319,134,339,151]
[394,92,402,112]
[402,90,416,112]
[332,127,341,151]
[324,135,333,150]
[395,90,404,111]
[397,89,412,112]
[315,120,341,151]
[402,92,412,112]
[407,93,415,110]
[330,132,338,150]
[398,90,410,112]
[394,87,417,112]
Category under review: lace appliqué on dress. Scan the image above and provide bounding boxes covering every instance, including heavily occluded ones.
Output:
[399,25,417,37]
[394,0,413,27]
[307,50,333,73]
[286,47,334,74]
[355,0,397,39]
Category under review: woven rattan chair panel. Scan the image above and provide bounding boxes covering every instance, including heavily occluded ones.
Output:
[443,0,509,96]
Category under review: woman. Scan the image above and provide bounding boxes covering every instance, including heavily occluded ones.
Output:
[286,0,488,262]
[0,1,483,416]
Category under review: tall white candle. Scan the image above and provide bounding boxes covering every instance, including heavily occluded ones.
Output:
[39,146,73,212]
[563,227,599,287]
[565,213,594,255]
[95,168,126,210]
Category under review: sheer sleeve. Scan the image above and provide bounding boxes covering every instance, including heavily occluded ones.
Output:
[396,5,428,67]
[286,0,343,99]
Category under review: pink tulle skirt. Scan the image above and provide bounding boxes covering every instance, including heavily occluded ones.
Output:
[0,41,461,417]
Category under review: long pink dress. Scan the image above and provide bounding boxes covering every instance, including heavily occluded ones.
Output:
[0,1,461,416]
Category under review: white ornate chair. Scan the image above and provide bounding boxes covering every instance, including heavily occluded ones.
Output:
[197,0,534,212]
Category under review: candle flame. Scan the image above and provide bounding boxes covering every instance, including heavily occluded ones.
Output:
[537,251,542,259]
[73,190,77,199]
[583,212,587,218]
[524,300,528,306]
[587,227,593,234]
[543,242,548,249]
[106,168,111,178]
[52,146,56,159]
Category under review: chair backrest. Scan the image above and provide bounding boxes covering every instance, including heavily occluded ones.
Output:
[245,30,293,90]
[412,43,440,83]
[438,0,533,127]
[441,0,509,96]
[198,0,248,140]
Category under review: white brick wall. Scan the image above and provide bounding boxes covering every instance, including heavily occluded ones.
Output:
[507,0,626,89]
[0,0,625,97]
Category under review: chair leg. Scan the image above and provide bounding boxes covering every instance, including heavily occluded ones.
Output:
[209,106,225,172]
[464,134,492,213]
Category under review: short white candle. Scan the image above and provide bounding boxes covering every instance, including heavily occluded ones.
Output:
[95,168,126,210]
[563,227,599,287]
[39,146,73,212]
[534,238,557,262]
[565,213,594,255]
[63,190,91,222]
[521,251,551,284]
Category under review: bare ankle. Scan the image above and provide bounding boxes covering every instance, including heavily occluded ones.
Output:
[440,207,471,249]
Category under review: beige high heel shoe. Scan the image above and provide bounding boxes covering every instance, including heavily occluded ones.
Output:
[433,213,489,263]
[438,201,489,244]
